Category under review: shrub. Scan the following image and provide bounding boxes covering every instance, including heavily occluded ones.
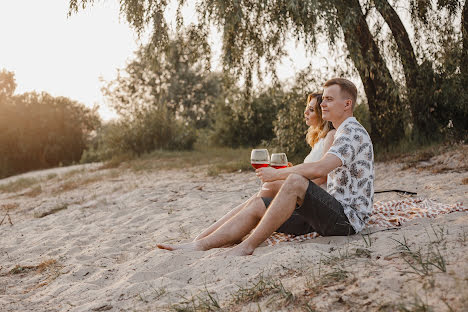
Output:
[0,88,100,178]
[270,91,310,163]
[210,88,282,148]
[81,107,196,163]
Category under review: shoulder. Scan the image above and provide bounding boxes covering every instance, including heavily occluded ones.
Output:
[349,120,370,137]
[323,129,336,150]
[325,129,336,143]
[327,129,337,137]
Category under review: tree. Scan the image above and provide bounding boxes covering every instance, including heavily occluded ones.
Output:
[0,69,16,104]
[102,28,221,129]
[372,0,435,137]
[0,70,100,178]
[69,0,406,147]
[407,0,468,136]
[462,1,468,81]
[334,0,404,145]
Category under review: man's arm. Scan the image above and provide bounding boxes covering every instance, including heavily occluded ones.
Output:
[256,153,342,183]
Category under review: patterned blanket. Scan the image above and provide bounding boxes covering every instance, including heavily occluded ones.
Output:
[265,197,466,246]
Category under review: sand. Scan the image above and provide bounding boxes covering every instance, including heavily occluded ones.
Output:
[0,145,467,311]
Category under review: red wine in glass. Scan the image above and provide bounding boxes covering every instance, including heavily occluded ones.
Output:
[270,153,288,169]
[271,165,287,169]
[251,162,270,169]
[251,149,270,170]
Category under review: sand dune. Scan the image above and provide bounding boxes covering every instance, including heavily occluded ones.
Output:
[1,146,467,311]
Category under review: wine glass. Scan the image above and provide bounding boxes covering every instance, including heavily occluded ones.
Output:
[251,149,270,169]
[270,153,288,169]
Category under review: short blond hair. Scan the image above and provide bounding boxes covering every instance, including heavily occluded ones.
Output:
[324,78,357,109]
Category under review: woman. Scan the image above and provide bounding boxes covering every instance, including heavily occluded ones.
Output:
[191,92,336,241]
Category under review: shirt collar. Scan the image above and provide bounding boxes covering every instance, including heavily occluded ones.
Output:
[336,116,357,133]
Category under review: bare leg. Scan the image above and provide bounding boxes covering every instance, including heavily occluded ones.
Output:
[193,194,256,241]
[220,174,309,256]
[193,181,284,241]
[157,197,268,251]
[258,180,283,198]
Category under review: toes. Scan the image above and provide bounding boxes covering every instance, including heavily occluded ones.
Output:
[156,244,174,251]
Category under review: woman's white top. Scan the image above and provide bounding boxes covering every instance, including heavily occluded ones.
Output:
[303,137,326,163]
[303,137,327,189]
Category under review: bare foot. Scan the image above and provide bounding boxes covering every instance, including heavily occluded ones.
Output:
[217,244,255,257]
[157,241,204,251]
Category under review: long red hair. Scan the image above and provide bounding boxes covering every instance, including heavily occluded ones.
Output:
[305,93,333,148]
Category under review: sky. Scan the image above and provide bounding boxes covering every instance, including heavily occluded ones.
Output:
[0,1,319,121]
[0,1,139,120]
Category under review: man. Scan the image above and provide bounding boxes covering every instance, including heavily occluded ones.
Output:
[157,78,374,256]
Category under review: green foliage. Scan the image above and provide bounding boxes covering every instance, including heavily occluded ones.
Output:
[271,91,309,163]
[81,29,221,162]
[0,70,100,178]
[69,0,468,151]
[81,108,196,163]
[353,103,371,134]
[210,87,282,148]
[102,27,218,129]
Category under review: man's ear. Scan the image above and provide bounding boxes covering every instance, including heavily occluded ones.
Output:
[344,99,353,111]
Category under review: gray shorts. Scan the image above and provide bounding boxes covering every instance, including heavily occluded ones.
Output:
[262,180,355,236]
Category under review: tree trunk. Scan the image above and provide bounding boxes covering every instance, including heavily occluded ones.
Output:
[335,0,404,146]
[373,0,435,137]
[462,1,468,79]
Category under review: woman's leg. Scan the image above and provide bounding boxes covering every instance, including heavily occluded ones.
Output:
[193,181,284,241]
[157,196,268,251]
[193,194,256,241]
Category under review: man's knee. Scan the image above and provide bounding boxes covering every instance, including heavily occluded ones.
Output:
[261,181,283,194]
[283,174,309,196]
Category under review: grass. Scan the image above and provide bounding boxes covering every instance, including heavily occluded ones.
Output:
[231,274,295,306]
[136,285,168,304]
[378,298,432,312]
[34,203,68,218]
[168,275,296,311]
[374,136,449,163]
[1,203,19,211]
[375,139,467,173]
[23,185,42,197]
[0,177,39,193]
[99,145,254,176]
[178,224,192,240]
[320,246,352,266]
[9,259,58,275]
[62,169,85,179]
[0,203,18,226]
[54,175,104,194]
[169,285,221,311]
[0,172,58,195]
[361,230,373,248]
[318,266,350,286]
[392,235,447,276]
[389,293,433,312]
[46,173,58,180]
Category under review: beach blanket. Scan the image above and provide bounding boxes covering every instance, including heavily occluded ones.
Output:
[265,197,466,246]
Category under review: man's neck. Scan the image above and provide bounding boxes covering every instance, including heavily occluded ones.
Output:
[332,114,353,130]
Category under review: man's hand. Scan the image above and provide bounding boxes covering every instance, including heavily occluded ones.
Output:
[256,166,279,183]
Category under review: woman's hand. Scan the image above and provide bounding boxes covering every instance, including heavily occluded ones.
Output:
[256,167,279,183]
